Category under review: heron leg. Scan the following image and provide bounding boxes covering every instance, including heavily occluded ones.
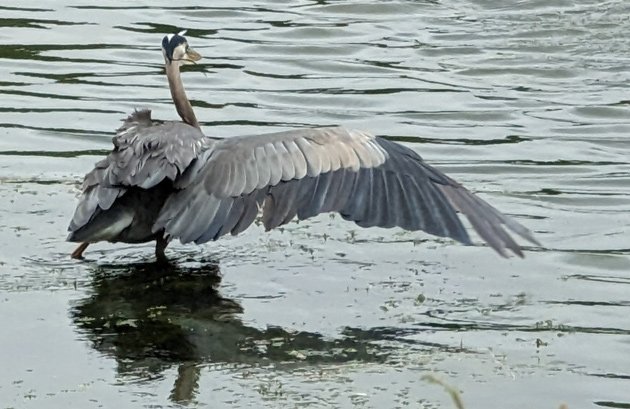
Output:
[155,236,169,262]
[71,242,89,259]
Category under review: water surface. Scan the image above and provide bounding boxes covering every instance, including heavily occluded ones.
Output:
[1,1,629,408]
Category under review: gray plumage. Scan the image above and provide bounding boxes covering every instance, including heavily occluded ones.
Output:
[152,127,539,257]
[68,110,205,243]
[67,31,539,260]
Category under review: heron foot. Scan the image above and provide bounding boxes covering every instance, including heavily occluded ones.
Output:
[71,242,89,259]
[155,236,169,263]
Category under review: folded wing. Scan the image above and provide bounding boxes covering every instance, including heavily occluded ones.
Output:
[68,109,206,240]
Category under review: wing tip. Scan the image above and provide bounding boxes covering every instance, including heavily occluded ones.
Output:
[434,182,541,258]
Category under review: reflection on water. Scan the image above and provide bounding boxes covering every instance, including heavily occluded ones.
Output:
[2,0,630,407]
[68,256,630,405]
[71,260,389,403]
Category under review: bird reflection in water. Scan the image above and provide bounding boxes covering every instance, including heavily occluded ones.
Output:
[71,259,389,404]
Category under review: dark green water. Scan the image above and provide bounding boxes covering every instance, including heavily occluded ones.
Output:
[1,1,629,408]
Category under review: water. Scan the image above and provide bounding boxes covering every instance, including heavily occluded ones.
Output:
[1,1,629,408]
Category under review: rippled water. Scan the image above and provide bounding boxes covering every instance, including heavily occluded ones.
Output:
[1,1,629,408]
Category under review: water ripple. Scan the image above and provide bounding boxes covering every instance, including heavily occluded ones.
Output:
[1,1,629,408]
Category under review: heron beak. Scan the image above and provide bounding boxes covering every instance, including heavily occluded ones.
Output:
[184,48,201,63]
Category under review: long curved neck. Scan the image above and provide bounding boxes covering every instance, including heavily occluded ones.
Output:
[165,61,200,129]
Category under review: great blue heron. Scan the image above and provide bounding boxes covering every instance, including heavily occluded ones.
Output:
[68,31,539,261]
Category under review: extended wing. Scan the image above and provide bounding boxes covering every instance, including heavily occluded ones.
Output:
[154,127,538,257]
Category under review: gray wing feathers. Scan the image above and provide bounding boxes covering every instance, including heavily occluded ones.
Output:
[68,109,206,233]
[68,182,126,232]
[154,127,384,239]
[69,158,128,232]
[155,127,537,257]
[192,127,384,198]
[110,110,205,188]
[436,182,540,257]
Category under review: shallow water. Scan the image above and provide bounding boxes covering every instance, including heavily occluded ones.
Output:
[1,1,629,408]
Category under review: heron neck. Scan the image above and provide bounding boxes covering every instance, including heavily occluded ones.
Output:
[165,62,200,129]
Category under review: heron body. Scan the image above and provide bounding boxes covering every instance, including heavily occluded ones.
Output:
[67,32,539,260]
[68,111,205,245]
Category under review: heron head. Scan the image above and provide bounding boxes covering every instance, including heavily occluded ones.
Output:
[161,30,201,65]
